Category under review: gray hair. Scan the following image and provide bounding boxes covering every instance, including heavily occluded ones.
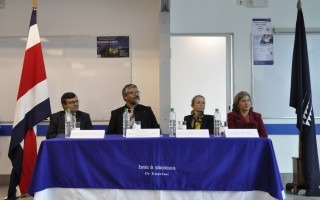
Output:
[122,84,137,101]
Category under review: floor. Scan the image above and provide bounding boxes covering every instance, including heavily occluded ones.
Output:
[0,185,33,200]
[1,185,320,200]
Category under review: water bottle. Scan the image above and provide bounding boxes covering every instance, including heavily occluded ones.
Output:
[65,108,73,138]
[219,121,228,137]
[122,108,130,137]
[169,108,176,137]
[214,108,221,137]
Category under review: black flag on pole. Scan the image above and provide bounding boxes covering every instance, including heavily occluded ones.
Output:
[289,1,320,196]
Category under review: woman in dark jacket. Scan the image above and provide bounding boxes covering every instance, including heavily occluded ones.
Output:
[184,95,213,134]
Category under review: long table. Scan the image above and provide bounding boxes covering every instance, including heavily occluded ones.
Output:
[28,136,284,200]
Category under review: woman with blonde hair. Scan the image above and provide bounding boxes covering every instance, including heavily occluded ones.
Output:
[184,95,213,134]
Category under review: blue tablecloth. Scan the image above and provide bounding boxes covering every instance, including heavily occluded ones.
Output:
[29,136,283,200]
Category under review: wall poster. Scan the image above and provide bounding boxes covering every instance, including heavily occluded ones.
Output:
[252,18,274,65]
[97,36,130,58]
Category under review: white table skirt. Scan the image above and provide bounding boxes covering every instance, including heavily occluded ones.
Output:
[34,188,286,200]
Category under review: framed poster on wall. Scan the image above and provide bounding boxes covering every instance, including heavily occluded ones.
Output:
[97,36,130,58]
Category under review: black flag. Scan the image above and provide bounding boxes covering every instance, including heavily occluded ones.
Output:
[289,1,320,196]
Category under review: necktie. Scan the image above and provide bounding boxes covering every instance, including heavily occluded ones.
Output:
[129,108,134,128]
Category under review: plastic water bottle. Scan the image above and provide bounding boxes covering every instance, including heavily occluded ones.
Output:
[214,108,221,137]
[169,108,176,137]
[122,108,130,137]
[219,121,228,137]
[65,108,73,138]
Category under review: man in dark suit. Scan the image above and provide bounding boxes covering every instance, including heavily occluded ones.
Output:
[46,92,93,139]
[107,84,159,134]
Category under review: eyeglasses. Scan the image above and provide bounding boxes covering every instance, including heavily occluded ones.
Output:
[66,100,80,105]
[127,91,141,95]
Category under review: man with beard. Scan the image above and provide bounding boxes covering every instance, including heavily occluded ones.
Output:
[107,84,159,134]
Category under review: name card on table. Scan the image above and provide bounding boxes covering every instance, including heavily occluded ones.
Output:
[176,129,209,138]
[70,130,105,139]
[126,129,160,138]
[224,129,259,138]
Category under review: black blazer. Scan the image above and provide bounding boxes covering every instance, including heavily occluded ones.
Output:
[107,104,159,134]
[46,110,93,139]
[184,114,214,134]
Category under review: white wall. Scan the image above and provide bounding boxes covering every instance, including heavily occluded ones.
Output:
[170,0,320,173]
[170,0,320,93]
[1,0,320,175]
[0,0,160,174]
[0,0,160,119]
[170,36,227,122]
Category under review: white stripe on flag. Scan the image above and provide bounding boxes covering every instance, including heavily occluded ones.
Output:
[13,79,50,127]
[26,24,40,50]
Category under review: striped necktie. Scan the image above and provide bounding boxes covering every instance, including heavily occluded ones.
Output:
[129,108,134,128]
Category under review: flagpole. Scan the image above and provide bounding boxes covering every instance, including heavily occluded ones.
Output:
[296,0,303,172]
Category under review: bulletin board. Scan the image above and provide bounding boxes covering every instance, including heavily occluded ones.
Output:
[0,36,131,122]
[252,33,320,118]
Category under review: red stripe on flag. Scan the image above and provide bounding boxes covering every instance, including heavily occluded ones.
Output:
[19,129,37,194]
[17,43,47,100]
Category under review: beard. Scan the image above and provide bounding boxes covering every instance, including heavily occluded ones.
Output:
[131,98,140,105]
